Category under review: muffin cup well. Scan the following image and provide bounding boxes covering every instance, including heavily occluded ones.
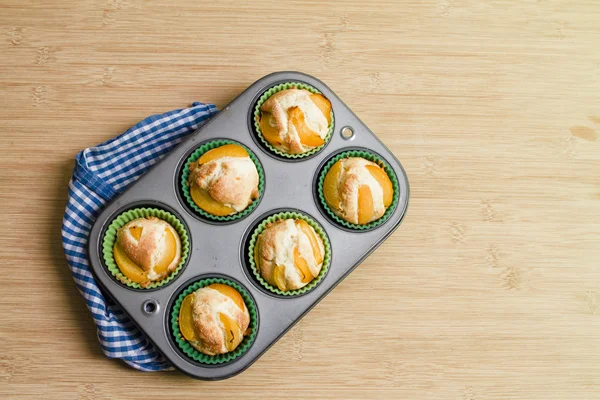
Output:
[181,139,265,222]
[253,82,334,159]
[170,277,258,365]
[247,211,331,296]
[317,150,400,231]
[102,207,190,289]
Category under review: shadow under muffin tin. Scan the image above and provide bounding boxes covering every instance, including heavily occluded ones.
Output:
[87,71,410,380]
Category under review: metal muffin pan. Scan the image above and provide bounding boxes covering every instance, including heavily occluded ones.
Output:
[87,71,410,380]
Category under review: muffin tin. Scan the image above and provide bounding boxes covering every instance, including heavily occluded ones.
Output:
[87,71,410,380]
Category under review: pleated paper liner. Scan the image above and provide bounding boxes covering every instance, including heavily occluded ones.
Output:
[170,277,258,364]
[253,82,334,159]
[317,150,400,231]
[102,207,190,289]
[180,139,265,222]
[247,211,331,296]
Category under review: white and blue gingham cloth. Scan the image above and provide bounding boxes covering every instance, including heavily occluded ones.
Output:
[61,101,218,371]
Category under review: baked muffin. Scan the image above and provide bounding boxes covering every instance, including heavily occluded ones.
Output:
[322,157,394,225]
[187,143,259,216]
[254,218,325,291]
[113,217,181,287]
[178,284,251,355]
[258,88,332,154]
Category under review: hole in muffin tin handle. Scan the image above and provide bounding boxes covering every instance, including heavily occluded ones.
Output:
[340,126,355,141]
[142,299,159,315]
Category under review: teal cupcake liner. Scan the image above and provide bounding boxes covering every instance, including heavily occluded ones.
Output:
[102,207,190,289]
[170,277,258,364]
[317,150,400,230]
[247,211,331,296]
[253,82,334,159]
[181,139,264,222]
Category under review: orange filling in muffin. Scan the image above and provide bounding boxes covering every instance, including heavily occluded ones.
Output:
[178,284,249,353]
[254,219,324,292]
[323,159,393,225]
[188,143,259,216]
[113,222,179,285]
[259,93,332,150]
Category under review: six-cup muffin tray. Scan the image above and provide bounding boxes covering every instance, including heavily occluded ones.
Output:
[87,71,410,380]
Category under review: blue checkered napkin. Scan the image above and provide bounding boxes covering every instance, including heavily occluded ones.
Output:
[61,102,218,371]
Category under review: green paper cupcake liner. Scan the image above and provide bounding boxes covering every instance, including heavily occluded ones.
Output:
[181,139,265,222]
[170,277,258,364]
[247,211,331,296]
[253,82,334,159]
[318,150,400,230]
[102,207,190,289]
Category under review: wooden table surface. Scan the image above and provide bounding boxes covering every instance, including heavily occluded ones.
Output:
[1,1,599,399]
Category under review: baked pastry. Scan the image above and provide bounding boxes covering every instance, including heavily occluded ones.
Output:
[254,218,325,291]
[259,88,332,154]
[187,143,259,216]
[178,284,251,355]
[322,157,394,225]
[113,217,181,287]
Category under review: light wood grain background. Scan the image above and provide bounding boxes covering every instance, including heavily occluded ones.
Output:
[1,0,599,399]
